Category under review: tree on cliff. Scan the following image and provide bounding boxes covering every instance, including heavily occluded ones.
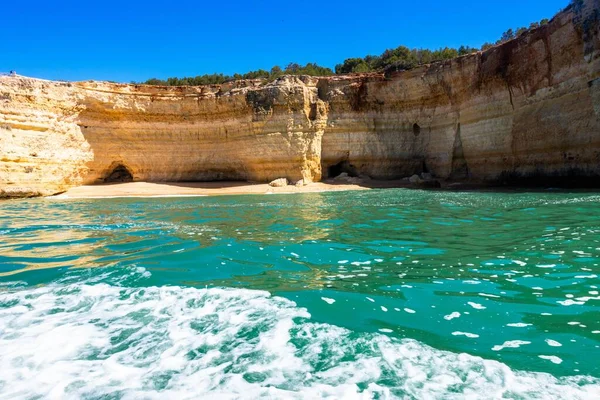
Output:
[493,15,552,47]
[140,63,333,86]
[335,46,468,74]
[499,28,515,43]
[458,45,479,56]
[335,58,371,74]
[270,66,283,78]
[516,27,528,36]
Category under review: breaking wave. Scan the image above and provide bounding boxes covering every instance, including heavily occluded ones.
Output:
[1,282,599,399]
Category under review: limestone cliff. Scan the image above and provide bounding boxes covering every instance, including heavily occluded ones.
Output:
[0,80,92,197]
[1,0,599,197]
[0,77,328,196]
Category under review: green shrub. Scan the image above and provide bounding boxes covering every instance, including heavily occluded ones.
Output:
[137,11,562,84]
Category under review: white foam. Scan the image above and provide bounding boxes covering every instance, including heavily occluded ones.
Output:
[479,293,501,298]
[452,332,479,338]
[492,340,531,351]
[507,323,532,328]
[467,302,486,310]
[444,312,461,321]
[0,284,598,399]
[546,339,563,347]
[539,355,563,365]
[559,299,585,306]
[321,297,336,305]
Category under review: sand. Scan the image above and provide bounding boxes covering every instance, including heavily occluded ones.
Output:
[55,181,404,199]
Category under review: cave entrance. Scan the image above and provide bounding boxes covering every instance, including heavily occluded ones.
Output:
[105,164,133,183]
[326,160,358,178]
[413,123,421,136]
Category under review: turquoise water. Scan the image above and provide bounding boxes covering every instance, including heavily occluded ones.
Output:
[1,189,600,398]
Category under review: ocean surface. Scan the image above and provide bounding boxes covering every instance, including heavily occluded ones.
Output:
[1,189,599,399]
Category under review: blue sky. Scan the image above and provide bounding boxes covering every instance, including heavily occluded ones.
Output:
[2,0,568,82]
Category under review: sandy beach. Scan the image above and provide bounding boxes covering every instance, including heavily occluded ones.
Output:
[55,180,406,199]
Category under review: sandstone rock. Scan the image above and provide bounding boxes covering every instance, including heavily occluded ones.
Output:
[295,179,307,187]
[0,186,42,198]
[409,175,422,184]
[333,172,350,181]
[421,172,433,180]
[1,0,599,198]
[332,173,363,184]
[269,178,288,187]
[320,0,600,183]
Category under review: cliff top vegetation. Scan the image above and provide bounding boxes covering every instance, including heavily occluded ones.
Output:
[138,13,554,86]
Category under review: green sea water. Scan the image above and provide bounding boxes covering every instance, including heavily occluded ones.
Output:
[1,189,600,399]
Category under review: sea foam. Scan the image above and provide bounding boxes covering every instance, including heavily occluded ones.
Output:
[0,283,599,399]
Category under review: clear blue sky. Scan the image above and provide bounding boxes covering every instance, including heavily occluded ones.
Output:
[2,0,568,82]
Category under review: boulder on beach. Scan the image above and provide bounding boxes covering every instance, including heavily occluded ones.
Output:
[269,178,288,187]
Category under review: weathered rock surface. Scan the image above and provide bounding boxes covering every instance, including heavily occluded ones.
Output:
[409,175,422,184]
[0,80,93,197]
[269,178,288,187]
[1,0,599,197]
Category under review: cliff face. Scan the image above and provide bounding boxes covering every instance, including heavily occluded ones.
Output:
[75,78,328,185]
[0,77,328,196]
[0,80,92,197]
[321,0,600,182]
[1,0,599,197]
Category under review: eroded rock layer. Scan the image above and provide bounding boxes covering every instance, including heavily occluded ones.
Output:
[1,0,599,197]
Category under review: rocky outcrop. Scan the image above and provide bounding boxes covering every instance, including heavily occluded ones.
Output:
[0,80,92,197]
[1,0,599,197]
[269,178,288,187]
